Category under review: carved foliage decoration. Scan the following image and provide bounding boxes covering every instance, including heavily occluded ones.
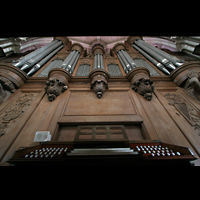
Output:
[0,93,38,137]
[164,92,200,135]
[79,58,91,65]
[106,58,117,65]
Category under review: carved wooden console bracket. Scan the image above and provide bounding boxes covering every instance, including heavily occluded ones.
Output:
[89,69,110,98]
[126,67,154,101]
[170,61,200,102]
[0,63,29,89]
[45,68,72,102]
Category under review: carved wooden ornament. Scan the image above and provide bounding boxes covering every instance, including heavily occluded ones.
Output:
[89,69,110,98]
[45,68,72,102]
[0,63,28,88]
[126,67,154,101]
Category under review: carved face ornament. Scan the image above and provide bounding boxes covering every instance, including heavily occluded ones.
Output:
[90,74,109,99]
[45,78,68,102]
[132,78,154,101]
[93,81,105,98]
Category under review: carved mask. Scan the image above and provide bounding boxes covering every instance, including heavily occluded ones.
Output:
[93,81,106,98]
[90,74,108,99]
[132,78,154,101]
[45,78,67,102]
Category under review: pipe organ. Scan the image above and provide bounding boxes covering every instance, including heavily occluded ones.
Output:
[1,36,200,166]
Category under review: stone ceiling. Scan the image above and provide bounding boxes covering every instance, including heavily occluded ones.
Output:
[0,36,179,56]
[67,36,129,54]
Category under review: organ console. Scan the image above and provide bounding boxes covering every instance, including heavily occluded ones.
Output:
[8,140,197,166]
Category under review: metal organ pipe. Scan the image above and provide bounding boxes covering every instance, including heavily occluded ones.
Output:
[27,45,64,76]
[38,59,63,77]
[66,50,78,72]
[118,50,132,71]
[61,50,76,69]
[12,40,60,68]
[100,54,104,69]
[93,54,97,70]
[97,54,100,69]
[138,39,184,67]
[132,44,170,75]
[116,49,139,73]
[117,52,129,74]
[93,54,104,70]
[70,52,80,74]
[21,40,63,71]
[121,50,138,69]
[61,50,80,74]
[134,40,176,70]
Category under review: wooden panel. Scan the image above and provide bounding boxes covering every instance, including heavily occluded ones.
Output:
[136,88,200,164]
[154,88,200,158]
[74,125,128,142]
[0,90,44,161]
[64,90,136,116]
[57,125,144,142]
[0,91,63,165]
[138,92,191,146]
[125,125,144,140]
[129,90,160,140]
[57,126,77,141]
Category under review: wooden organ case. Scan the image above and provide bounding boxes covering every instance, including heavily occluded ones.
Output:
[0,36,200,166]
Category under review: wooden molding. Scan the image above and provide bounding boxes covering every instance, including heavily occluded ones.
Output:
[0,63,28,88]
[57,115,143,125]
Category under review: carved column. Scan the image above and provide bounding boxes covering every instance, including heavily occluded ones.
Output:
[127,67,154,101]
[89,46,109,98]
